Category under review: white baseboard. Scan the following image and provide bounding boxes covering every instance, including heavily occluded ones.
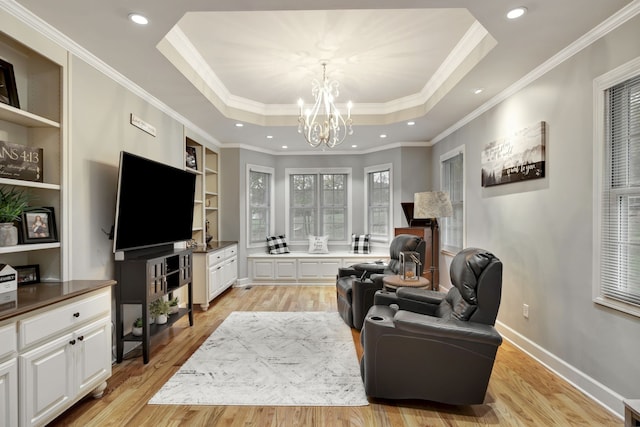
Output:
[496,321,624,420]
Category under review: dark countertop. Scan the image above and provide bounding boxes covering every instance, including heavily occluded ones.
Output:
[192,240,237,254]
[0,279,116,322]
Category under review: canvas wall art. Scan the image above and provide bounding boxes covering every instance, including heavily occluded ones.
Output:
[481,121,546,187]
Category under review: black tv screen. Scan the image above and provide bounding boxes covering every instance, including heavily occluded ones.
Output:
[113,151,196,252]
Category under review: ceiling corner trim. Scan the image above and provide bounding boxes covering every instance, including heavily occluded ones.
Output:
[432,0,640,146]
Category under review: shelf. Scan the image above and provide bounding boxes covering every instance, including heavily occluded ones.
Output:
[205,168,217,174]
[185,167,202,176]
[122,308,191,342]
[0,103,60,128]
[0,177,61,190]
[205,191,218,196]
[206,207,218,211]
[0,242,60,254]
[194,199,203,204]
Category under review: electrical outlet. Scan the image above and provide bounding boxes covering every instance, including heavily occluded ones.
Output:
[523,304,529,319]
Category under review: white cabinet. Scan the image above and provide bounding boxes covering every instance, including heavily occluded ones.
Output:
[0,321,17,427]
[17,288,111,427]
[194,243,237,310]
[248,253,383,283]
[0,358,18,427]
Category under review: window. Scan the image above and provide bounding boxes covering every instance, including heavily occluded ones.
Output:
[286,168,351,242]
[594,57,640,317]
[365,164,392,241]
[247,165,274,246]
[440,147,464,253]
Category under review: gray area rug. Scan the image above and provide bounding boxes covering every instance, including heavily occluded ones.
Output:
[149,311,369,406]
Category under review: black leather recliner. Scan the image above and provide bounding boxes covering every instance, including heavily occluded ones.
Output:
[360,247,503,405]
[336,234,425,330]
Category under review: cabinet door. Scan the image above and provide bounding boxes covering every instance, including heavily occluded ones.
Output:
[275,260,296,279]
[208,264,222,301]
[252,259,274,280]
[19,333,74,427]
[75,318,111,398]
[223,257,237,286]
[0,358,17,427]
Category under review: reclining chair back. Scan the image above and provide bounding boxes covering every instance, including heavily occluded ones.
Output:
[438,248,502,325]
[387,234,426,276]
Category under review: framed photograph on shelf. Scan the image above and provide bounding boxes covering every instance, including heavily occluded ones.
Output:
[15,265,40,285]
[20,207,58,244]
[186,146,197,170]
[0,58,20,108]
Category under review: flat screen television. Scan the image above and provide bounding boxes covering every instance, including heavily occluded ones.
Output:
[113,151,196,253]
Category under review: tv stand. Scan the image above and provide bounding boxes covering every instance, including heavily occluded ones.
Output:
[114,245,193,364]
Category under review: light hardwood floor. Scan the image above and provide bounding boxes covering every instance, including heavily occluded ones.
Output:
[50,285,622,426]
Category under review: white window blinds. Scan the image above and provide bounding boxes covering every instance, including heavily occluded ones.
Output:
[601,73,640,307]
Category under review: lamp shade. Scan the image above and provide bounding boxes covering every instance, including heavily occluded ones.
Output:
[413,191,453,219]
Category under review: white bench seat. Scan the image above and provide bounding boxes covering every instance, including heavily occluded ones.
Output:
[247,252,386,284]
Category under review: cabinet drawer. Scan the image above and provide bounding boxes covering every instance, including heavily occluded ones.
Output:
[224,245,237,259]
[18,288,111,350]
[209,250,225,266]
[0,323,16,359]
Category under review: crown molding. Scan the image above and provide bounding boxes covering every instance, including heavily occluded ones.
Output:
[432,0,640,144]
[0,0,220,147]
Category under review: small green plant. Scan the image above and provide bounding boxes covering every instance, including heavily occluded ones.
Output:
[169,297,179,307]
[133,317,143,328]
[150,299,170,317]
[0,186,30,223]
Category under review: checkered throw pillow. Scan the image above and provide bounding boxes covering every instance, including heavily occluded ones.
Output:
[266,235,290,254]
[351,234,370,254]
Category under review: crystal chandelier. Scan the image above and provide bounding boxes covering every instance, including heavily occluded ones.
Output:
[297,63,353,148]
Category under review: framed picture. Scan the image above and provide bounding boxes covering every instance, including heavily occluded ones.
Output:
[15,264,40,285]
[0,58,20,108]
[20,207,58,244]
[186,146,197,170]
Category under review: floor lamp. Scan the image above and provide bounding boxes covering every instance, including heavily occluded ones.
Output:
[413,191,453,290]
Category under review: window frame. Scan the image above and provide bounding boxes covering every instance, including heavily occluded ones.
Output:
[440,146,465,255]
[593,56,640,318]
[246,164,275,248]
[285,167,352,244]
[364,163,392,243]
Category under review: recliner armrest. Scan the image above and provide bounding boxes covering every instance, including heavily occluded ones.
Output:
[397,287,446,305]
[337,267,358,278]
[393,310,503,346]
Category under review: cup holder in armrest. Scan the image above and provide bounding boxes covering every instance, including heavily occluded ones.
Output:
[369,316,385,321]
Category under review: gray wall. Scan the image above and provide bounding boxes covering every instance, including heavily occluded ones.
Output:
[69,56,185,280]
[223,146,429,279]
[429,14,640,414]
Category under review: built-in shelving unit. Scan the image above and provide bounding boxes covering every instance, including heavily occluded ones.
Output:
[0,24,66,282]
[185,136,219,245]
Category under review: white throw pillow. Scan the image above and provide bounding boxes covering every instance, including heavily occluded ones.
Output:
[308,235,329,254]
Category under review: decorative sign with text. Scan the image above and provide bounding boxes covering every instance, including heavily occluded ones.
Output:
[0,141,43,182]
[481,121,546,187]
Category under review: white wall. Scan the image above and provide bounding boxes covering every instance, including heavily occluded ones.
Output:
[429,13,640,416]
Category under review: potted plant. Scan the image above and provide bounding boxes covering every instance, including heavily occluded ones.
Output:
[0,186,29,246]
[168,297,179,314]
[151,299,170,325]
[132,317,143,336]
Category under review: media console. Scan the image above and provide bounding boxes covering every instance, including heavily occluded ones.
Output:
[114,245,193,364]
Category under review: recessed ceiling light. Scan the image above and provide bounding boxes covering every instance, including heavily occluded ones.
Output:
[407,121,415,126]
[235,123,244,127]
[351,144,358,148]
[266,135,273,139]
[507,7,527,19]
[282,145,288,149]
[473,88,484,95]
[380,134,387,139]
[128,13,149,25]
